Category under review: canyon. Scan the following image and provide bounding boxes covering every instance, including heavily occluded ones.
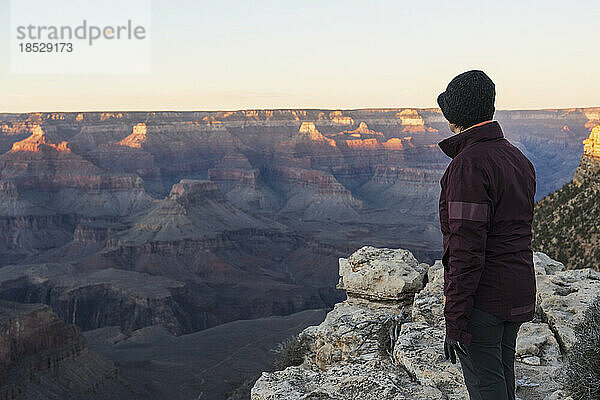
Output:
[0,108,598,398]
[0,108,596,330]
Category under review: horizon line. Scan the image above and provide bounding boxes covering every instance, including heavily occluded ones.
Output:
[2,105,600,115]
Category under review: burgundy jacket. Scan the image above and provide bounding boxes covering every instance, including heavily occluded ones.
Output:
[438,121,536,344]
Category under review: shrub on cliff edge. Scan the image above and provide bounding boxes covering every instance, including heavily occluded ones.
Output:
[565,296,600,399]
[271,334,309,370]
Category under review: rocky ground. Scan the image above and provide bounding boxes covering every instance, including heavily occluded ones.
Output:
[251,247,600,400]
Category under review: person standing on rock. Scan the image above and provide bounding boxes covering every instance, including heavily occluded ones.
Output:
[436,70,537,400]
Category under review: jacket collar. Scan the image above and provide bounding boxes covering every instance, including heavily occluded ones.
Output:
[438,120,503,158]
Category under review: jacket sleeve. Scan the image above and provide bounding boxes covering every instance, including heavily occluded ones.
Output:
[443,159,491,344]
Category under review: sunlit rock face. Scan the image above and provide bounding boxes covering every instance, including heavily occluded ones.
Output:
[582,125,600,158]
[573,124,600,185]
[328,110,354,125]
[9,125,71,153]
[396,109,438,133]
[583,107,600,129]
[117,122,148,148]
[298,122,335,146]
[340,121,383,137]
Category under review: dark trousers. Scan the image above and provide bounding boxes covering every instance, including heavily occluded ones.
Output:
[457,308,522,400]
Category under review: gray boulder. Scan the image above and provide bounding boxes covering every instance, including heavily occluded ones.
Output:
[337,246,428,303]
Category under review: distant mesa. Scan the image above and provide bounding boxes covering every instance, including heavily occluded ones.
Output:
[117,123,147,148]
[396,109,424,126]
[341,122,383,137]
[298,122,323,140]
[328,111,354,125]
[202,116,223,126]
[345,138,379,149]
[583,107,600,129]
[382,138,404,150]
[298,122,336,146]
[0,120,42,136]
[10,125,71,153]
[395,109,437,133]
[100,112,123,121]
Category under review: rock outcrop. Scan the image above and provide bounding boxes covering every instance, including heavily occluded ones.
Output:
[207,153,280,211]
[337,246,428,302]
[0,125,152,217]
[251,247,600,400]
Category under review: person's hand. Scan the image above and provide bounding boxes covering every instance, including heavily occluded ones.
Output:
[444,335,467,364]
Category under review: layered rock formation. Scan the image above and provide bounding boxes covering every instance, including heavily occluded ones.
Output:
[80,180,343,330]
[0,125,152,218]
[0,300,143,399]
[271,167,362,220]
[0,108,596,398]
[207,152,280,211]
[0,263,191,334]
[251,247,600,400]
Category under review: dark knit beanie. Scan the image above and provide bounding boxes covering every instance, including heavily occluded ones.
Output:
[437,70,496,128]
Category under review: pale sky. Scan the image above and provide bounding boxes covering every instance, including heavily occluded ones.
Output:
[0,0,598,113]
